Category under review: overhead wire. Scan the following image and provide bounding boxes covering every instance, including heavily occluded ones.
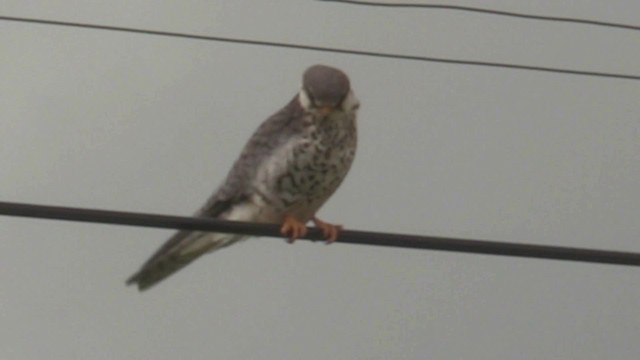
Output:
[318,0,640,32]
[1,201,640,267]
[1,15,639,81]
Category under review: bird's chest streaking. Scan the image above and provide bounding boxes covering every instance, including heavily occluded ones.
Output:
[254,110,357,221]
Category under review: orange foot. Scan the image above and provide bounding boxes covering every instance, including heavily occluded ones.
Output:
[313,217,342,244]
[280,215,307,244]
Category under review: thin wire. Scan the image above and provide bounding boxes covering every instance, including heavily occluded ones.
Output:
[1,201,640,267]
[1,15,639,81]
[318,0,640,32]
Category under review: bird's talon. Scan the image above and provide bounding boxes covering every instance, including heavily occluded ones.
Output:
[281,215,307,243]
[312,217,342,244]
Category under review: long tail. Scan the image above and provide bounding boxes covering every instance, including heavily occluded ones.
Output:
[126,230,243,291]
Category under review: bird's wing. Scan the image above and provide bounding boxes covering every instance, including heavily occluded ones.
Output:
[198,95,306,216]
[126,96,305,291]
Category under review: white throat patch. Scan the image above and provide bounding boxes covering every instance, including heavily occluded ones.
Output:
[298,89,360,113]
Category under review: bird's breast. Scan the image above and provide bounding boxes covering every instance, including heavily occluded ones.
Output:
[252,110,357,219]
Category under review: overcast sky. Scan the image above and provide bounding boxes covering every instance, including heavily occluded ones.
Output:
[1,1,639,359]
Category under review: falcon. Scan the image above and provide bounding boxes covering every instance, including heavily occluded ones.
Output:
[127,64,359,290]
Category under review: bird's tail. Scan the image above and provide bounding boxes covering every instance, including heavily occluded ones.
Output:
[126,230,243,291]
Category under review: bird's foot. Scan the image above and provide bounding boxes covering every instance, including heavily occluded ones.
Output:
[281,215,308,243]
[313,217,342,243]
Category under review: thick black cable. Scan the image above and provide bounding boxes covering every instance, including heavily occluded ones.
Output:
[1,201,639,267]
[318,0,640,32]
[1,15,639,81]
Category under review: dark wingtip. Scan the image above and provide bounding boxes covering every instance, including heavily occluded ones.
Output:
[125,258,184,292]
[125,272,150,291]
[126,275,136,285]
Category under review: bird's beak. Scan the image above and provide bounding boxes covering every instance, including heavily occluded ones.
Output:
[318,106,334,116]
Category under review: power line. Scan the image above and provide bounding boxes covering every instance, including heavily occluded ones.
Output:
[1,200,640,267]
[1,15,639,81]
[319,0,640,32]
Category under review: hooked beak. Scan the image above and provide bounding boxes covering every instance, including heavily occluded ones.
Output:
[318,105,334,116]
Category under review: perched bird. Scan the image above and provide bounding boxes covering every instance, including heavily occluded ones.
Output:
[127,64,360,290]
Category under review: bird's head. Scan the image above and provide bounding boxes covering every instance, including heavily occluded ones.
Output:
[299,64,359,116]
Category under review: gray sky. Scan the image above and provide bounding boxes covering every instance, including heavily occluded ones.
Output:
[1,1,639,359]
